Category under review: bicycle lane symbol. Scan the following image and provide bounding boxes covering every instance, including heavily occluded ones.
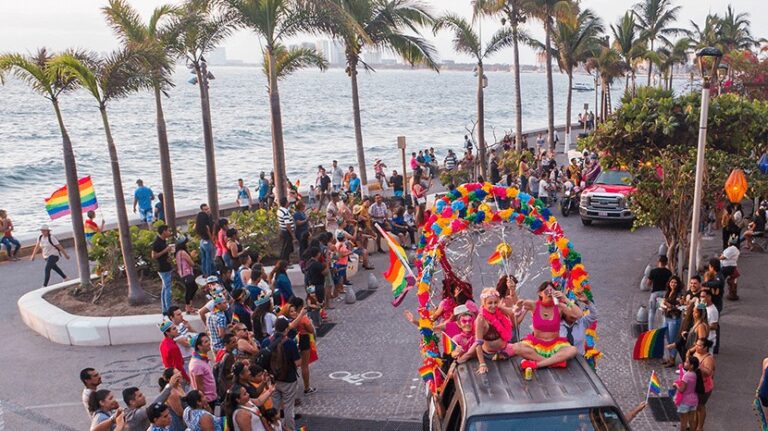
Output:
[328,371,383,386]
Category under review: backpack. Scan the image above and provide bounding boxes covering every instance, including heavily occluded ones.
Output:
[38,234,60,255]
[269,338,291,382]
[212,351,231,399]
[254,334,284,373]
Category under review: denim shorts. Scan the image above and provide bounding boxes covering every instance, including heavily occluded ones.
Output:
[139,207,154,223]
[677,403,697,414]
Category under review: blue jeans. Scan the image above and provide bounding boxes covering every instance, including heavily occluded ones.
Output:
[1,236,21,257]
[199,240,215,276]
[663,316,681,360]
[648,291,665,330]
[159,271,173,313]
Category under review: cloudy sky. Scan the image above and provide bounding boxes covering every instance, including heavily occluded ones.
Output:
[0,0,764,65]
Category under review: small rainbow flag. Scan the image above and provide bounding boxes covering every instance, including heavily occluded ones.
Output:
[44,176,98,220]
[632,327,667,360]
[487,250,503,265]
[419,364,434,382]
[84,219,99,241]
[442,334,457,356]
[379,227,415,306]
[648,370,662,395]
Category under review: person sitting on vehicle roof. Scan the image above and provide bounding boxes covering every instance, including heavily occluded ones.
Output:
[515,282,581,369]
[475,288,523,374]
[559,291,598,356]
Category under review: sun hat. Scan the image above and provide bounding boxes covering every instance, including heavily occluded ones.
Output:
[212,294,227,305]
[353,205,363,215]
[453,304,472,317]
[40,224,50,231]
[252,288,273,307]
[158,320,174,334]
[205,275,219,284]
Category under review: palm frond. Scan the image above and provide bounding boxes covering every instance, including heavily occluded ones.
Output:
[483,27,515,59]
[49,53,103,102]
[433,14,481,60]
[264,45,328,80]
[103,0,148,45]
[379,33,439,71]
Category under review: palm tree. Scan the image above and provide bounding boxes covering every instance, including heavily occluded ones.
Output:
[51,48,165,305]
[433,14,514,178]
[317,0,438,185]
[103,0,180,232]
[223,0,328,204]
[586,44,627,122]
[653,37,690,90]
[474,0,532,150]
[687,14,721,51]
[718,5,757,55]
[611,12,646,94]
[0,50,92,288]
[550,8,603,149]
[175,0,235,221]
[632,0,682,86]
[526,0,575,153]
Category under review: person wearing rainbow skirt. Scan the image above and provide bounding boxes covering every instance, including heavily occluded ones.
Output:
[515,282,581,369]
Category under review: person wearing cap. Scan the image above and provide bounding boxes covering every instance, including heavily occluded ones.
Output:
[146,402,172,431]
[159,320,190,382]
[269,318,302,431]
[133,179,155,226]
[30,224,69,286]
[198,276,231,328]
[122,371,179,431]
[207,296,229,353]
[152,224,176,314]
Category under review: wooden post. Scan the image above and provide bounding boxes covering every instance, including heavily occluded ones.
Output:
[398,136,407,203]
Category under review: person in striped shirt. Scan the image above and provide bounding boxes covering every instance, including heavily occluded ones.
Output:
[277,197,295,261]
[444,149,458,171]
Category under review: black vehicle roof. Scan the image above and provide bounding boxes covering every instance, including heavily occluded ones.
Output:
[455,356,620,418]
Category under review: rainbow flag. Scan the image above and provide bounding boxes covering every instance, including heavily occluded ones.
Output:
[648,370,662,395]
[379,227,415,306]
[44,176,98,220]
[632,327,667,360]
[84,219,99,241]
[442,334,457,356]
[419,364,434,382]
[487,250,503,265]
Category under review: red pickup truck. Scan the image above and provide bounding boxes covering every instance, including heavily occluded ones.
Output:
[579,170,635,226]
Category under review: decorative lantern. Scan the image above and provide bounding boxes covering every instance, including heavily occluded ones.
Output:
[725,168,748,203]
[696,47,723,90]
[758,154,768,175]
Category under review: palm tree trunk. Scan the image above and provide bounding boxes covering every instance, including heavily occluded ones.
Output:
[267,48,288,204]
[195,62,219,221]
[647,39,654,86]
[545,17,556,153]
[52,99,90,288]
[631,70,637,96]
[349,60,368,185]
[565,70,573,152]
[99,106,147,305]
[153,85,176,233]
[477,61,487,179]
[668,71,674,91]
[512,20,523,151]
[625,74,629,93]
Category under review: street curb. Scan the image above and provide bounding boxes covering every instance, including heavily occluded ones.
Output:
[17,262,358,346]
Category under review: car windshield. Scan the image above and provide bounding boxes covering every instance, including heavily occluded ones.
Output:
[595,170,632,186]
[467,407,629,431]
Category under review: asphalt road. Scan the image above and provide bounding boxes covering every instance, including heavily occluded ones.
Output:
[1,210,766,431]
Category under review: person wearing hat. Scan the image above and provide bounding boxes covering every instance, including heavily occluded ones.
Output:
[206,295,229,353]
[159,320,189,383]
[197,276,229,329]
[133,179,155,226]
[30,224,69,286]
[231,288,253,332]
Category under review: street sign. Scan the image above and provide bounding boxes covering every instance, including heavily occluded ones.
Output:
[397,136,406,149]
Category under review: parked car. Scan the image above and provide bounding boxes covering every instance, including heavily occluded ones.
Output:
[423,356,631,431]
[579,169,635,226]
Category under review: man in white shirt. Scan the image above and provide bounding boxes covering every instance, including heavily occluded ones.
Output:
[720,237,741,300]
[166,306,195,368]
[331,160,344,192]
[701,289,719,351]
[79,367,102,415]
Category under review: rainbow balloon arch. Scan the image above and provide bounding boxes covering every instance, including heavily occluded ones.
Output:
[408,182,602,393]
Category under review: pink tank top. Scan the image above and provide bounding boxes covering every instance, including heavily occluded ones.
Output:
[177,251,193,277]
[532,300,560,333]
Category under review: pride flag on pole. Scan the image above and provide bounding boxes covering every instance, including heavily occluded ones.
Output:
[648,370,662,395]
[44,176,98,220]
[376,224,416,306]
[632,327,667,360]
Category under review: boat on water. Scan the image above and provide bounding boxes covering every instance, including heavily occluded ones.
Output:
[572,83,594,92]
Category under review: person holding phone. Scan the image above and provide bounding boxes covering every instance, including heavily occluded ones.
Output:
[152,224,175,314]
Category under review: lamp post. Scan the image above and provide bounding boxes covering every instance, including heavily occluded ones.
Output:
[687,47,722,281]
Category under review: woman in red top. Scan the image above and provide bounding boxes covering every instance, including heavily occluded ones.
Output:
[516,282,581,369]
[288,297,317,395]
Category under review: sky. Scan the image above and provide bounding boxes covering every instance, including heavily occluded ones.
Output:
[0,0,765,65]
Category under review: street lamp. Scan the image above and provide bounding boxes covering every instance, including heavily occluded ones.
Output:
[687,47,722,280]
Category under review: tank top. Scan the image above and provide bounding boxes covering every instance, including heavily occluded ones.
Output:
[233,404,266,431]
[176,251,193,277]
[532,300,561,333]
[238,187,249,202]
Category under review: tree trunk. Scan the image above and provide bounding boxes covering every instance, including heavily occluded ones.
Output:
[196,62,219,221]
[565,70,573,151]
[545,17,556,153]
[647,39,654,86]
[512,19,524,151]
[477,61,487,179]
[153,85,176,233]
[99,106,147,305]
[631,70,637,96]
[52,100,91,288]
[668,71,674,91]
[267,48,288,204]
[349,60,368,185]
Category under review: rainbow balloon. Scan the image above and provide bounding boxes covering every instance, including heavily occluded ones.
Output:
[44,176,98,220]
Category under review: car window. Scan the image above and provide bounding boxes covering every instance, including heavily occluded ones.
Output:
[467,407,628,431]
[594,171,632,186]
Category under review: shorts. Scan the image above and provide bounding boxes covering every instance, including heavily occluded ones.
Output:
[677,403,697,414]
[139,207,154,223]
[698,391,712,406]
[521,335,572,359]
[299,334,311,351]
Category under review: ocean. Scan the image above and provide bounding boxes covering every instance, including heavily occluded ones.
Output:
[0,66,647,233]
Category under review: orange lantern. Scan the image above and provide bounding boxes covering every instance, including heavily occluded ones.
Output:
[724,169,748,203]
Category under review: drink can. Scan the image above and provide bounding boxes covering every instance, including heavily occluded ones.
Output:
[524,367,533,381]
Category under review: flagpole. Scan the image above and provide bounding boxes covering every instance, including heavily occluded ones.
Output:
[374,223,416,280]
[645,371,654,404]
